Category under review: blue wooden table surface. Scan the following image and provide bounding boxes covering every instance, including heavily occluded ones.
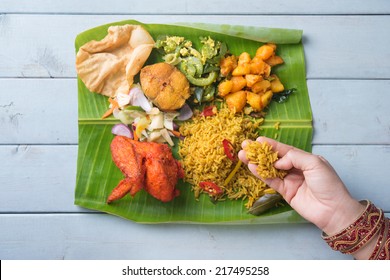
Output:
[0,0,389,259]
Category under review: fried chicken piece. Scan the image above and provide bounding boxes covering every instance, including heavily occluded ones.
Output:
[107,136,184,203]
[107,178,134,203]
[142,144,181,202]
[107,136,145,203]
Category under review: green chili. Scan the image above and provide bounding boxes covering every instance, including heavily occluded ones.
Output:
[180,57,203,77]
[185,71,218,87]
[203,85,216,101]
[163,53,181,65]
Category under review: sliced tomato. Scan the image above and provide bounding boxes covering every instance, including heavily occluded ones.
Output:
[200,105,216,117]
[222,139,237,161]
[199,181,223,196]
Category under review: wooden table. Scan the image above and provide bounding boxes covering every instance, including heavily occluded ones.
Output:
[1,0,389,260]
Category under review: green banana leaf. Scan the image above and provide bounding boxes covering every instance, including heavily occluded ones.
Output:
[74,20,312,224]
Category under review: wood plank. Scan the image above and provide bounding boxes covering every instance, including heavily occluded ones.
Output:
[0,15,389,79]
[1,0,388,263]
[309,79,390,145]
[1,0,389,15]
[1,145,389,212]
[0,213,351,260]
[0,145,82,212]
[1,78,389,145]
[0,79,77,144]
[317,145,390,213]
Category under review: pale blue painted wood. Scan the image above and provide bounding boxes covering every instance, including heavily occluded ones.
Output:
[0,2,389,260]
[0,145,389,212]
[0,15,390,79]
[309,79,390,145]
[1,0,389,14]
[0,79,77,144]
[0,214,352,260]
[1,79,390,145]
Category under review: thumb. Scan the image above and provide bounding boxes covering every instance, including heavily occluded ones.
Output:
[274,148,321,172]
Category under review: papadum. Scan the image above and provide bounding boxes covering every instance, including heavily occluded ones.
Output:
[76,24,155,97]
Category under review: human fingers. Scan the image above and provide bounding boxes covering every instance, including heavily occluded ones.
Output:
[247,163,286,196]
[257,137,332,174]
[238,150,249,165]
[239,139,254,164]
[275,148,326,172]
[247,163,260,178]
[256,136,294,157]
[241,139,252,149]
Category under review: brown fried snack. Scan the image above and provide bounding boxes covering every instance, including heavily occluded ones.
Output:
[140,62,190,111]
[76,25,154,97]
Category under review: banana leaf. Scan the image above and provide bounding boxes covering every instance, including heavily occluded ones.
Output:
[74,20,312,224]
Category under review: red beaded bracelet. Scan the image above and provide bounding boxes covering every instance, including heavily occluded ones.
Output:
[368,217,388,259]
[370,218,390,260]
[322,200,385,255]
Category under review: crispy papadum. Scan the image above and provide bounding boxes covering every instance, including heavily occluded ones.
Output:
[76,25,155,97]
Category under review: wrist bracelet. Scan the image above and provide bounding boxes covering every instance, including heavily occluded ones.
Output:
[368,217,387,259]
[370,218,390,260]
[322,200,385,255]
[345,208,384,254]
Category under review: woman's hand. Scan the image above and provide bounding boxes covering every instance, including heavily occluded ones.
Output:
[238,136,364,236]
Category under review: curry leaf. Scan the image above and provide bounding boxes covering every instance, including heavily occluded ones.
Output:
[272,88,296,103]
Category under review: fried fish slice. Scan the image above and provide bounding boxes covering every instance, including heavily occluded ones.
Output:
[140,62,190,111]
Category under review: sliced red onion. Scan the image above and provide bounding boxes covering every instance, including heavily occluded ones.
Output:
[177,103,193,121]
[111,123,133,139]
[116,92,131,107]
[129,86,152,112]
[172,122,179,131]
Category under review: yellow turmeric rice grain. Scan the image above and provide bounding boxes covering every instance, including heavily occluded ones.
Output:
[179,106,268,208]
[244,141,287,179]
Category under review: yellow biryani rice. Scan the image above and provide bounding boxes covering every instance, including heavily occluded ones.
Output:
[244,141,287,179]
[179,106,270,208]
